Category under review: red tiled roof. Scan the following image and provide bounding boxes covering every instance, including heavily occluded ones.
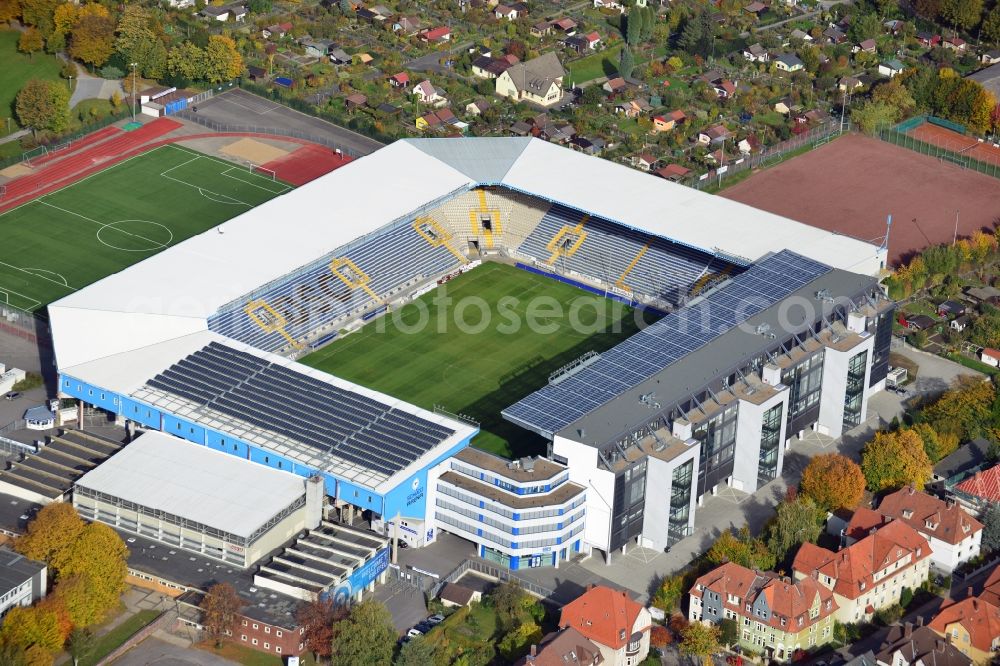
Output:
[422,26,450,40]
[956,464,1000,503]
[877,487,982,546]
[929,597,1000,652]
[559,586,647,650]
[981,567,1000,606]
[655,164,691,179]
[585,31,600,41]
[792,520,930,600]
[845,506,888,541]
[668,109,686,121]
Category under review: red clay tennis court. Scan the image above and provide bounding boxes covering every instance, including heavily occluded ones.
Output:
[908,122,1000,166]
[261,144,353,186]
[722,133,1000,266]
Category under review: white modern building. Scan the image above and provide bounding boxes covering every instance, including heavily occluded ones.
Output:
[432,447,587,569]
[0,549,46,619]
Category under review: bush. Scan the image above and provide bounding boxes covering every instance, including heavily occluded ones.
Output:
[100,65,124,79]
[899,587,914,608]
[874,604,904,626]
[12,373,43,392]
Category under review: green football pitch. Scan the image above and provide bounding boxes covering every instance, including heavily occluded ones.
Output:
[301,262,657,458]
[0,144,290,313]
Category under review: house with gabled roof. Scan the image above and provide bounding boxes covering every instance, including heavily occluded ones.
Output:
[559,585,651,666]
[689,561,838,661]
[496,52,565,107]
[876,623,972,666]
[412,80,446,105]
[792,520,931,624]
[929,596,1000,663]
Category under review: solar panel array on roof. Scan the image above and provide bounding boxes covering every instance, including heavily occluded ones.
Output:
[501,251,830,437]
[145,342,455,477]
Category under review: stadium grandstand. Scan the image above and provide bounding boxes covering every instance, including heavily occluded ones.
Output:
[48,137,891,569]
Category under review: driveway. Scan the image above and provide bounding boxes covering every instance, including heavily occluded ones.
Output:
[111,637,238,666]
[176,88,383,157]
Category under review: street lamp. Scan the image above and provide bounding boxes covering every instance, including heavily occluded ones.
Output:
[67,75,73,92]
[130,62,138,121]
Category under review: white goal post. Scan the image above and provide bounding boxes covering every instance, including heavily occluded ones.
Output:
[247,162,277,181]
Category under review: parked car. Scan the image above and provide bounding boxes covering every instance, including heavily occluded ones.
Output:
[406,628,424,638]
[427,614,445,625]
[4,392,21,401]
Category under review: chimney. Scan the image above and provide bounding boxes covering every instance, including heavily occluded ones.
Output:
[530,645,537,658]
[904,622,913,638]
[762,363,782,385]
[917,615,924,627]
[968,587,975,600]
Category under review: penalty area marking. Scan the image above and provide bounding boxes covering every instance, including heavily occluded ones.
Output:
[0,287,41,311]
[22,268,69,286]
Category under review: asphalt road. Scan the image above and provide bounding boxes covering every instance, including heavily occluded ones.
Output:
[179,88,384,157]
[110,637,238,666]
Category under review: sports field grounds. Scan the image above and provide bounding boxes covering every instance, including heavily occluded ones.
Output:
[301,262,658,457]
[0,144,289,312]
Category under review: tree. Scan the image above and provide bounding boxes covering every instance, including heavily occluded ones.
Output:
[15,502,84,569]
[202,35,243,83]
[168,42,205,81]
[66,628,96,666]
[0,605,63,654]
[800,454,866,510]
[619,46,635,79]
[626,9,641,45]
[871,79,916,118]
[0,0,21,25]
[330,600,396,666]
[765,497,824,563]
[940,0,983,29]
[340,0,351,13]
[652,575,685,612]
[18,27,43,58]
[201,583,243,648]
[848,13,883,41]
[19,0,58,36]
[718,618,739,648]
[498,620,543,661]
[910,423,958,463]
[915,0,941,19]
[984,8,1000,44]
[982,503,1000,552]
[707,526,776,571]
[114,5,165,77]
[295,596,342,661]
[395,636,435,666]
[861,429,933,491]
[680,621,720,660]
[851,100,898,134]
[69,13,115,67]
[651,624,672,648]
[52,522,127,622]
[923,377,996,442]
[0,642,26,666]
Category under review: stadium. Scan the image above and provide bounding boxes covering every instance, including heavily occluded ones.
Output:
[48,136,893,575]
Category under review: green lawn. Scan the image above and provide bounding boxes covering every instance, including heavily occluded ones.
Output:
[0,30,64,128]
[0,143,289,311]
[568,44,625,83]
[300,262,655,457]
[422,602,498,661]
[73,609,161,666]
[196,641,318,665]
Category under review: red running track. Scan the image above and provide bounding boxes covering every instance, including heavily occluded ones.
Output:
[0,118,182,210]
[261,143,353,186]
[29,126,122,168]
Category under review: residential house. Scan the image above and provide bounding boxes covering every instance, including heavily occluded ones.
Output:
[593,0,626,12]
[393,16,421,34]
[689,562,838,661]
[420,26,451,42]
[616,98,651,118]
[790,28,814,42]
[583,31,601,49]
[965,285,1000,304]
[982,50,1000,65]
[571,136,605,155]
[714,79,737,98]
[698,124,730,145]
[950,315,969,332]
[518,627,603,665]
[839,76,864,91]
[774,53,805,72]
[774,97,800,115]
[938,300,966,317]
[531,21,552,37]
[200,5,240,21]
[875,623,973,666]
[879,59,905,78]
[344,93,367,109]
[329,48,351,65]
[945,36,968,52]
[981,567,1000,606]
[929,596,1000,662]
[412,80,446,105]
[388,72,410,88]
[262,22,292,39]
[465,99,491,115]
[867,487,982,573]
[954,464,1000,510]
[0,549,47,619]
[496,52,565,107]
[856,39,878,54]
[792,520,932,624]
[439,582,480,608]
[655,164,691,181]
[496,4,519,20]
[560,585,651,666]
[744,1,767,16]
[980,349,1000,367]
[822,26,846,44]
[902,314,936,330]
[917,32,942,48]
[552,17,577,35]
[932,439,991,486]
[744,43,770,62]
[652,109,685,132]
[473,55,515,79]
[632,153,657,171]
[301,38,334,58]
[603,77,628,94]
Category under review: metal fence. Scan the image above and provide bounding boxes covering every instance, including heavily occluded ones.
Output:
[684,120,845,191]
[431,558,555,601]
[877,126,1000,179]
[0,303,50,347]
[0,110,131,172]
[171,111,364,158]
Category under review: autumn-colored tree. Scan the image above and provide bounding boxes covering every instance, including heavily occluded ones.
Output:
[35,598,71,646]
[201,583,244,647]
[680,621,721,661]
[651,624,672,648]
[800,454,866,510]
[910,423,958,463]
[19,0,58,35]
[167,42,205,81]
[15,502,85,568]
[54,574,106,629]
[0,605,64,654]
[765,497,825,563]
[51,1,76,36]
[923,377,996,441]
[0,0,21,25]
[861,429,933,491]
[295,596,343,660]
[669,613,689,634]
[652,575,685,612]
[202,35,244,83]
[23,645,53,666]
[51,522,127,622]
[18,27,43,58]
[707,526,776,571]
[69,13,115,67]
[65,628,96,666]
[940,0,983,29]
[329,600,396,666]
[498,620,543,662]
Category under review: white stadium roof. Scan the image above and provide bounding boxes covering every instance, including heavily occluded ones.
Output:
[74,430,307,539]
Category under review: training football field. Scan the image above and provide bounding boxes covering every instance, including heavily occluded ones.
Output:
[0,144,290,313]
[301,262,658,457]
